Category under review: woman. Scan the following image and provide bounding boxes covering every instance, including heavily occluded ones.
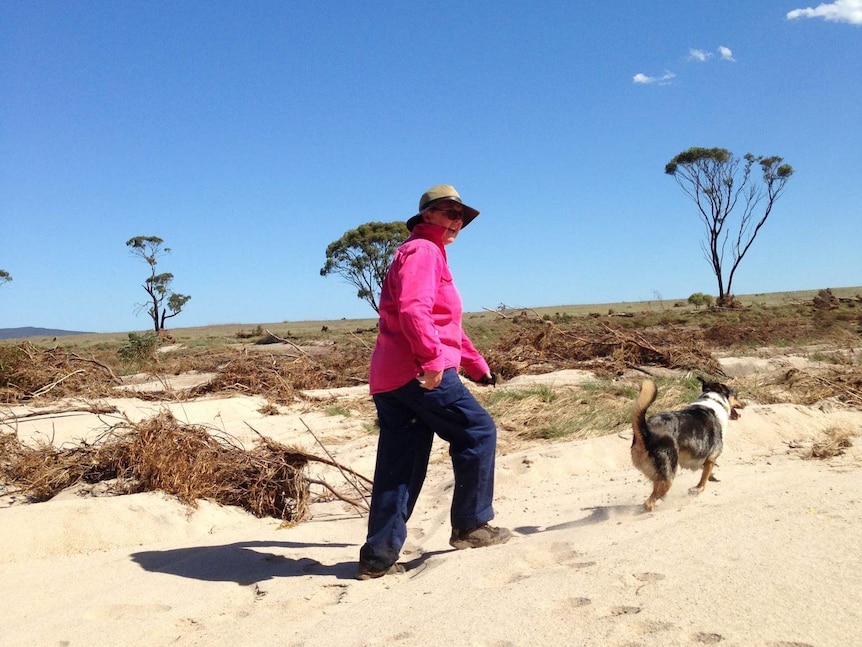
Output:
[357,184,511,580]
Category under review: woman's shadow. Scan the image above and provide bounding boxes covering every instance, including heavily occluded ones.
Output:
[130,540,360,584]
[130,505,643,584]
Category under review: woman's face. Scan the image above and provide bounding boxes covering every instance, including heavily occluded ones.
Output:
[422,202,464,245]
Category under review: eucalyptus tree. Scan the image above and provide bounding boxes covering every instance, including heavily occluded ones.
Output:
[126,235,191,331]
[320,221,409,313]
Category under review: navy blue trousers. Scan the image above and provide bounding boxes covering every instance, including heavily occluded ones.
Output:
[359,368,498,570]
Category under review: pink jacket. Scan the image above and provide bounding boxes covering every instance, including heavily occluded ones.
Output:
[369,223,490,394]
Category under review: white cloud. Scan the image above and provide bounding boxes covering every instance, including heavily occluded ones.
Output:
[718,46,736,61]
[688,48,711,62]
[787,0,862,24]
[633,71,676,85]
[633,44,735,86]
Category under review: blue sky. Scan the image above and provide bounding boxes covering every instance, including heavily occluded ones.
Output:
[1,1,860,333]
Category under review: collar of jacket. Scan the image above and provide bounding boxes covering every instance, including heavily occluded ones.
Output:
[407,223,449,255]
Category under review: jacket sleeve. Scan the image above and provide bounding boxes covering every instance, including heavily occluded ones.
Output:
[393,244,446,373]
[460,331,490,381]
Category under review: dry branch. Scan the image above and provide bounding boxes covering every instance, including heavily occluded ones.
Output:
[263,329,309,356]
[0,403,119,425]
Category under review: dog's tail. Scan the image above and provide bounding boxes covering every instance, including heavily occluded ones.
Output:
[631,379,658,450]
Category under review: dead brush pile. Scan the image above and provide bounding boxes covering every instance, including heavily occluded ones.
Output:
[187,352,314,402]
[187,344,371,403]
[0,342,121,404]
[483,318,720,378]
[0,339,373,405]
[698,299,861,349]
[742,365,862,408]
[0,411,370,520]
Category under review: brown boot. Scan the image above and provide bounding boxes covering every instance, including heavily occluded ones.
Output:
[355,562,406,580]
[449,523,512,550]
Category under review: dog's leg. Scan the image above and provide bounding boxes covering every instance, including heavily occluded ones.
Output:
[690,460,715,495]
[645,479,672,512]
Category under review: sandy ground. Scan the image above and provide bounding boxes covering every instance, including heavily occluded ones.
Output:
[2,357,861,647]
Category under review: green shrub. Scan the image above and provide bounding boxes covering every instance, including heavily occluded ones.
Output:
[118,332,159,364]
[688,292,714,309]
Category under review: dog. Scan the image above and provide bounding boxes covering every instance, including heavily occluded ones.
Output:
[630,377,744,511]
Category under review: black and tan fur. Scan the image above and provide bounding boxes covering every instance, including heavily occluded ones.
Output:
[631,378,744,511]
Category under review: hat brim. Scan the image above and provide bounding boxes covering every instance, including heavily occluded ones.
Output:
[406,204,480,232]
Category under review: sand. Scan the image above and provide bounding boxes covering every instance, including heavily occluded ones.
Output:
[2,359,861,647]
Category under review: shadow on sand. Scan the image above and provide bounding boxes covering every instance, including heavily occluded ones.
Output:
[514,503,644,536]
[131,539,358,584]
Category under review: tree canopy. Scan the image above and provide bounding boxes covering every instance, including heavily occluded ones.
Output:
[0,269,11,288]
[320,221,409,313]
[665,147,794,305]
[126,236,191,331]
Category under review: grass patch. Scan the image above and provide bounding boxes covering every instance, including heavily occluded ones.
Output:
[324,404,352,417]
[480,376,712,442]
[483,380,630,441]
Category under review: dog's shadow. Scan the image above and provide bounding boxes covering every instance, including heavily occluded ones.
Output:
[515,504,644,536]
[130,540,360,584]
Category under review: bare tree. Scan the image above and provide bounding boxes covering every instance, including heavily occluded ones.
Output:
[665,147,794,306]
[126,236,191,331]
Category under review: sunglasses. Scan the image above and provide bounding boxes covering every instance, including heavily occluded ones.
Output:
[427,203,464,220]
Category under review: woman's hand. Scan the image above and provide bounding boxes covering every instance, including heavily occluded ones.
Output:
[473,371,497,387]
[417,369,444,390]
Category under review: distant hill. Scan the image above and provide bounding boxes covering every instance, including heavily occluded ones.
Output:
[0,327,91,340]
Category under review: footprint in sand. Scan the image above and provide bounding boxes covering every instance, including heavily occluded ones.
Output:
[636,619,676,633]
[387,630,414,642]
[693,632,724,644]
[280,582,349,616]
[632,571,665,595]
[561,596,592,609]
[476,541,595,586]
[523,540,593,569]
[88,603,172,619]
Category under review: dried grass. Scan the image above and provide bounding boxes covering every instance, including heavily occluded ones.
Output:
[0,411,370,520]
[806,427,857,460]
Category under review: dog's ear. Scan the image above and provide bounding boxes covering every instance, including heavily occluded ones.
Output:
[698,377,724,394]
[705,381,733,398]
